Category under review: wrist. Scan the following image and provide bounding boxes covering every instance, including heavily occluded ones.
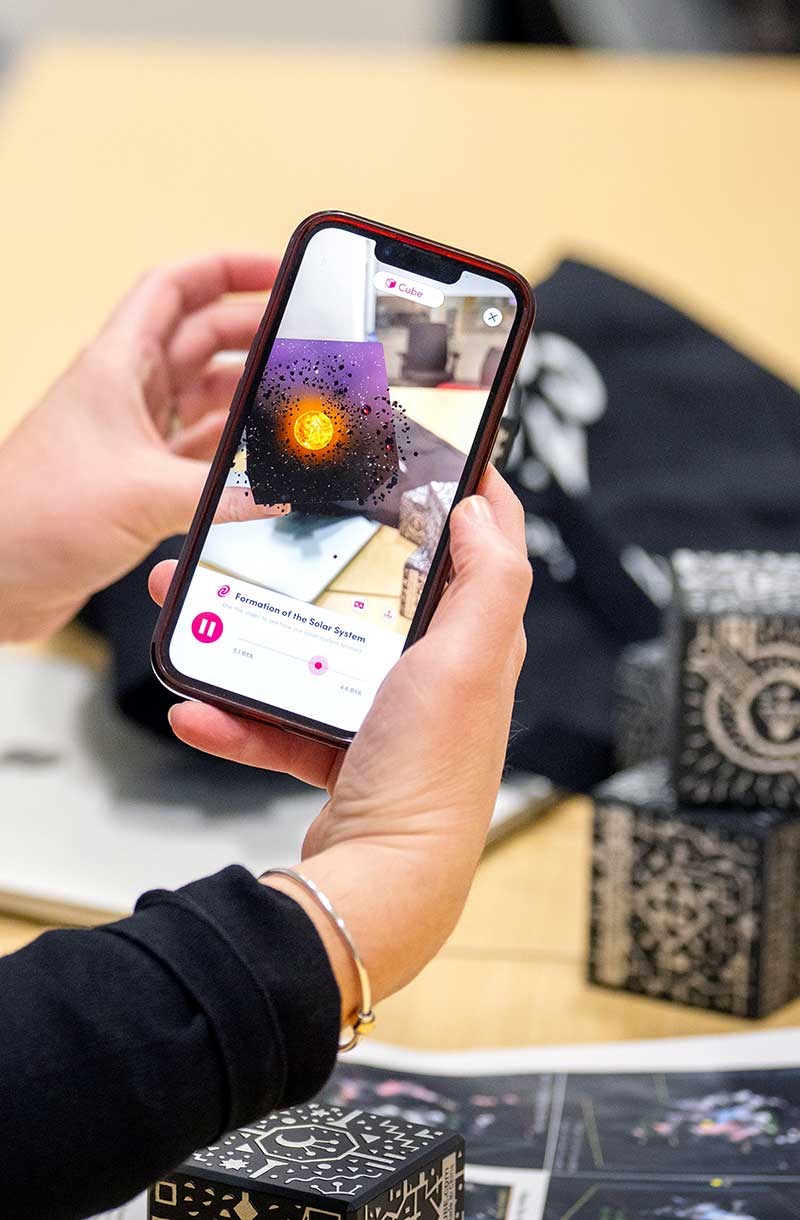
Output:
[262,841,443,1014]
[260,865,361,1029]
[0,424,94,641]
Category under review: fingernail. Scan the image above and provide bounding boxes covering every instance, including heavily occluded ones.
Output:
[167,704,179,727]
[462,495,494,525]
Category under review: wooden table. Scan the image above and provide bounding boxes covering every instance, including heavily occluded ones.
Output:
[1,42,799,1049]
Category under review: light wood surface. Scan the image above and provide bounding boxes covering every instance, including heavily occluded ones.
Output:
[1,42,799,1049]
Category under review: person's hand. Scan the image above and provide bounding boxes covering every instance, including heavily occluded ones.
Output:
[0,253,285,642]
[149,467,532,1022]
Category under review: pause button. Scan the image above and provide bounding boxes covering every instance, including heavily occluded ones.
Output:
[191,611,224,643]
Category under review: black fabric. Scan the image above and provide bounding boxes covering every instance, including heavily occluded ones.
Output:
[0,865,339,1220]
[79,534,184,738]
[506,259,800,788]
[462,0,571,44]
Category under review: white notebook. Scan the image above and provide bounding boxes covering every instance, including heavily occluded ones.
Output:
[0,650,553,924]
[0,650,316,923]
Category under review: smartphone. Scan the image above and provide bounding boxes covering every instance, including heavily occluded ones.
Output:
[152,212,534,747]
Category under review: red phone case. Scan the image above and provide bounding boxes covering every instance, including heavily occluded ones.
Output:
[151,211,535,748]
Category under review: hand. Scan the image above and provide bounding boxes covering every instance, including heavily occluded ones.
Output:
[149,468,532,1022]
[0,253,286,642]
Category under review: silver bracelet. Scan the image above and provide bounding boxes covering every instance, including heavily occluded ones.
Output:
[259,866,375,1052]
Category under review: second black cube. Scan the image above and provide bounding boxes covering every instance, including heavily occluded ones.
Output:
[588,761,800,1018]
[670,549,800,810]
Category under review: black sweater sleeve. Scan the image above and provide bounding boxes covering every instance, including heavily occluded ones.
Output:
[0,865,340,1220]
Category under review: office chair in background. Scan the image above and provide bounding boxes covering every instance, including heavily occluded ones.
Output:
[398,321,459,386]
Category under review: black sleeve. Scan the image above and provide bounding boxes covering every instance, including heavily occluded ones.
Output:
[0,864,340,1220]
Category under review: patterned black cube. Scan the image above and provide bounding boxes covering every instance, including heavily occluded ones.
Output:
[149,1102,464,1220]
[588,761,800,1017]
[670,549,800,810]
[612,639,673,770]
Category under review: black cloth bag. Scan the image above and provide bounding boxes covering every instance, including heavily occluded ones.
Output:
[504,259,800,788]
[80,535,183,739]
[80,259,800,781]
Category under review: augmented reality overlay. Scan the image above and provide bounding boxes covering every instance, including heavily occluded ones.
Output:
[168,225,518,733]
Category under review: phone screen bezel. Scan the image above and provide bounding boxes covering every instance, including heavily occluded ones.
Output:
[151,211,535,747]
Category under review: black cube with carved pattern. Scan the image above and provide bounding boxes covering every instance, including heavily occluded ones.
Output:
[588,761,800,1017]
[670,549,800,810]
[149,1102,464,1220]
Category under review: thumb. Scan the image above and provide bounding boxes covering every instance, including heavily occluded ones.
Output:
[427,492,532,656]
[148,559,178,607]
[147,455,214,539]
[148,455,291,538]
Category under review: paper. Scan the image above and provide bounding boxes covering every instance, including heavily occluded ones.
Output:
[93,1030,800,1220]
[201,512,380,602]
[324,1032,800,1219]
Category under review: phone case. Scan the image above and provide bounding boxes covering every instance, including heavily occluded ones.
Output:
[151,211,535,748]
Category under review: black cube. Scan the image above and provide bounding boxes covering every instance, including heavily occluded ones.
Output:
[588,761,800,1018]
[149,1102,464,1220]
[670,549,800,810]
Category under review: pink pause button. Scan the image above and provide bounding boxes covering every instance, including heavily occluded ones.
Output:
[191,611,224,643]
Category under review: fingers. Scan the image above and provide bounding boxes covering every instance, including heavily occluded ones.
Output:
[215,488,291,524]
[159,251,280,314]
[148,559,177,607]
[178,358,246,425]
[426,471,532,660]
[169,409,229,460]
[167,700,342,790]
[151,454,288,535]
[477,464,528,557]
[169,299,264,399]
[102,252,279,351]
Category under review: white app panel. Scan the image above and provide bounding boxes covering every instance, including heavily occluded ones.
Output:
[169,565,404,734]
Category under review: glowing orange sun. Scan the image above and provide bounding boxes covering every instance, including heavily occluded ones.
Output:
[293,408,334,452]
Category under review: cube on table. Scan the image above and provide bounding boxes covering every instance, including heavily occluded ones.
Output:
[149,1102,464,1220]
[588,760,800,1018]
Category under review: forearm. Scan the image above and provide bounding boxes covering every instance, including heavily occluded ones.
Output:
[0,866,339,1220]
[0,416,98,642]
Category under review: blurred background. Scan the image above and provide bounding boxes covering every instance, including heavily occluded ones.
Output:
[0,0,799,1050]
[1,0,799,50]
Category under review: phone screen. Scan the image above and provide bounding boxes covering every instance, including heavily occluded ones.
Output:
[166,223,521,735]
